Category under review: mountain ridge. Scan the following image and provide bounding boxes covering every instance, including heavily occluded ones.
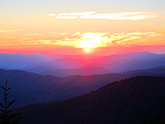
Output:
[0,65,165,108]
[1,51,165,75]
[41,66,110,77]
[16,76,165,124]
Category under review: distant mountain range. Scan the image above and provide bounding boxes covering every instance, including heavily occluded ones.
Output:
[103,55,165,73]
[1,51,165,76]
[0,53,63,70]
[28,51,165,77]
[41,66,110,77]
[0,66,165,108]
[0,52,164,123]
[0,69,125,108]
[16,76,165,124]
[123,66,165,76]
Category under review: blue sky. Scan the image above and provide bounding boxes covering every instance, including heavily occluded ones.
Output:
[1,0,165,14]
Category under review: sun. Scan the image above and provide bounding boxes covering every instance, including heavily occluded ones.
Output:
[83,48,92,53]
[73,33,107,54]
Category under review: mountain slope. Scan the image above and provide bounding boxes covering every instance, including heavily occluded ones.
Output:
[25,56,102,73]
[102,57,165,73]
[0,53,62,70]
[28,51,165,75]
[95,51,165,65]
[0,66,165,108]
[1,52,165,75]
[123,66,165,75]
[17,76,165,124]
[41,66,110,77]
[0,69,127,108]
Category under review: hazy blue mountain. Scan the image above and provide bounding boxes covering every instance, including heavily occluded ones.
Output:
[1,51,165,75]
[94,51,165,72]
[40,65,165,78]
[0,53,63,70]
[0,69,126,108]
[17,76,165,124]
[119,51,165,60]
[123,66,165,75]
[24,51,165,75]
[101,56,165,73]
[0,66,165,108]
[25,58,85,73]
[41,66,110,77]
[95,51,165,65]
[24,55,102,73]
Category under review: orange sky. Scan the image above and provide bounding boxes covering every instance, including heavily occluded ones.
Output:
[0,0,165,55]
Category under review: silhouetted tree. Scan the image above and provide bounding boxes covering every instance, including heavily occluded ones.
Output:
[0,79,21,124]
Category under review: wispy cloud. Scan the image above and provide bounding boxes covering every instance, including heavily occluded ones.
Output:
[108,32,163,45]
[45,32,164,52]
[47,14,56,16]
[0,30,20,33]
[60,32,164,53]
[1,32,164,53]
[26,33,42,36]
[48,12,158,20]
[55,12,95,19]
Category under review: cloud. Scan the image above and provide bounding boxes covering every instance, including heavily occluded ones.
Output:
[55,12,95,19]
[46,32,164,52]
[47,14,56,16]
[110,32,163,45]
[0,30,20,33]
[1,32,164,53]
[57,32,164,49]
[80,12,157,20]
[26,34,42,36]
[48,12,158,20]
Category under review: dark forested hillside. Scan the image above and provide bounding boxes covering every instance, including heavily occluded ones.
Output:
[17,76,165,124]
[0,69,127,108]
[0,67,165,108]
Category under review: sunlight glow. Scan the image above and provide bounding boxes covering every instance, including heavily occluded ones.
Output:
[0,31,164,54]
[74,33,107,53]
[83,48,92,53]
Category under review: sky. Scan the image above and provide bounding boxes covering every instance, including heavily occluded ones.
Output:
[0,0,165,55]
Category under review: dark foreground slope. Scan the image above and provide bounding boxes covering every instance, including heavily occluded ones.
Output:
[17,76,165,124]
[0,69,127,108]
[0,67,165,108]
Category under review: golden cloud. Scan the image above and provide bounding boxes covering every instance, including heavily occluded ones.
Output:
[0,30,21,33]
[0,32,164,53]
[48,12,158,20]
[46,32,164,52]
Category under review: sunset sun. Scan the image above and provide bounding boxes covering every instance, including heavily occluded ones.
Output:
[83,47,93,53]
[73,33,108,54]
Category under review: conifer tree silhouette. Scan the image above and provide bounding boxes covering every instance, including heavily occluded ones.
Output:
[0,80,21,124]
